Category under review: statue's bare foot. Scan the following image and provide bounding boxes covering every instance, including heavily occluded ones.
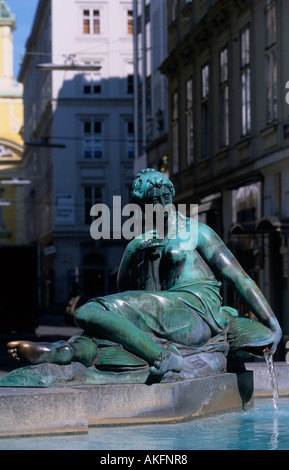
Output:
[7,340,74,365]
[149,345,184,376]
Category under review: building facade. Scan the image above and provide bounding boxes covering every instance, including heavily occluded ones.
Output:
[161,0,289,354]
[133,0,169,173]
[0,0,24,244]
[19,0,134,308]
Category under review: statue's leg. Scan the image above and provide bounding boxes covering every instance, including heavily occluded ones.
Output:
[74,301,184,375]
[75,301,167,364]
[7,307,183,375]
[8,287,213,377]
[7,333,99,367]
[73,287,218,375]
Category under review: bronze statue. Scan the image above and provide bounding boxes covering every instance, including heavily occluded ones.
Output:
[4,169,282,384]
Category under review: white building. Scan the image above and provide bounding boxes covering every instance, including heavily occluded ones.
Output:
[133,0,168,173]
[19,0,134,307]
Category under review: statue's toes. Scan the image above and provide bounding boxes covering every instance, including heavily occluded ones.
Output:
[7,340,21,348]
[7,348,20,361]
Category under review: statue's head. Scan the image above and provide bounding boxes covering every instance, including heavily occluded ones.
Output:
[131,168,175,207]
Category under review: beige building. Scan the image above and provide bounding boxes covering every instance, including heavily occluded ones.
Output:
[0,0,24,244]
[160,0,289,355]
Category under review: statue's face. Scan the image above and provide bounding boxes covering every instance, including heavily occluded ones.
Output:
[144,186,173,234]
[145,185,172,208]
[136,180,174,235]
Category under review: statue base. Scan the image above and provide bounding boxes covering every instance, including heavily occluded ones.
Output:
[0,362,151,387]
[0,371,253,438]
[0,349,229,387]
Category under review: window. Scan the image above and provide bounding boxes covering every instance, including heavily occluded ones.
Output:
[202,64,209,99]
[126,62,134,94]
[172,91,179,174]
[265,2,277,123]
[241,26,250,67]
[265,51,277,122]
[84,187,102,225]
[127,10,133,34]
[82,119,103,159]
[220,46,228,83]
[83,9,100,35]
[186,79,193,165]
[127,74,134,94]
[146,21,151,78]
[171,0,177,22]
[240,26,251,136]
[126,121,134,159]
[265,2,276,48]
[219,47,229,148]
[83,70,102,94]
[201,64,209,158]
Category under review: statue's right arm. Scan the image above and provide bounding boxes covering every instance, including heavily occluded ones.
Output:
[197,223,282,352]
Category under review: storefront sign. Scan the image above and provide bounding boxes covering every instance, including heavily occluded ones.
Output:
[55,194,75,225]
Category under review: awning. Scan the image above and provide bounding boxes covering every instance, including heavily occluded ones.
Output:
[230,223,256,235]
[256,216,289,233]
[198,200,218,213]
[230,216,289,236]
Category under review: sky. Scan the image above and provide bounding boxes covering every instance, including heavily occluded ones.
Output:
[5,0,39,78]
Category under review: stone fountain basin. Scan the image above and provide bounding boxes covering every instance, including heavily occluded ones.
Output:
[1,361,288,439]
[0,371,253,438]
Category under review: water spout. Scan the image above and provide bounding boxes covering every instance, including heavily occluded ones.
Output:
[263,348,279,410]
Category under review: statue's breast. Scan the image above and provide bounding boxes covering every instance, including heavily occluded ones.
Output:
[162,244,187,265]
[159,242,188,285]
[160,238,214,288]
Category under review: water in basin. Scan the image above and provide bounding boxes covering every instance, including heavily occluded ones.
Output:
[0,398,289,450]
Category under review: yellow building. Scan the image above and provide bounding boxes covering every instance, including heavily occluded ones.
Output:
[0,0,24,243]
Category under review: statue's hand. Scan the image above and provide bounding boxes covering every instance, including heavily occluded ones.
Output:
[130,230,164,253]
[268,325,282,355]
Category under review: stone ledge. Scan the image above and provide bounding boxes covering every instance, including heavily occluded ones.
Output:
[80,371,253,426]
[245,362,289,397]
[0,372,253,438]
[0,388,88,438]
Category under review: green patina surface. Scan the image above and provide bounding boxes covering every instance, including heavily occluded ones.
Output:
[0,169,282,387]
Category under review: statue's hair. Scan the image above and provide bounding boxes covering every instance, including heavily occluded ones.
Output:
[130,168,175,204]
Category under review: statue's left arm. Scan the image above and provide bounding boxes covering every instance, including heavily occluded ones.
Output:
[197,223,282,351]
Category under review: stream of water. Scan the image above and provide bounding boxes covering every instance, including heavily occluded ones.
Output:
[264,351,279,410]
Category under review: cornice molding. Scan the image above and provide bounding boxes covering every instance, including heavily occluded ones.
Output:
[0,138,23,156]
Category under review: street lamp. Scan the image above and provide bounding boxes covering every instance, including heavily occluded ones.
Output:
[37,63,101,71]
[37,54,101,72]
